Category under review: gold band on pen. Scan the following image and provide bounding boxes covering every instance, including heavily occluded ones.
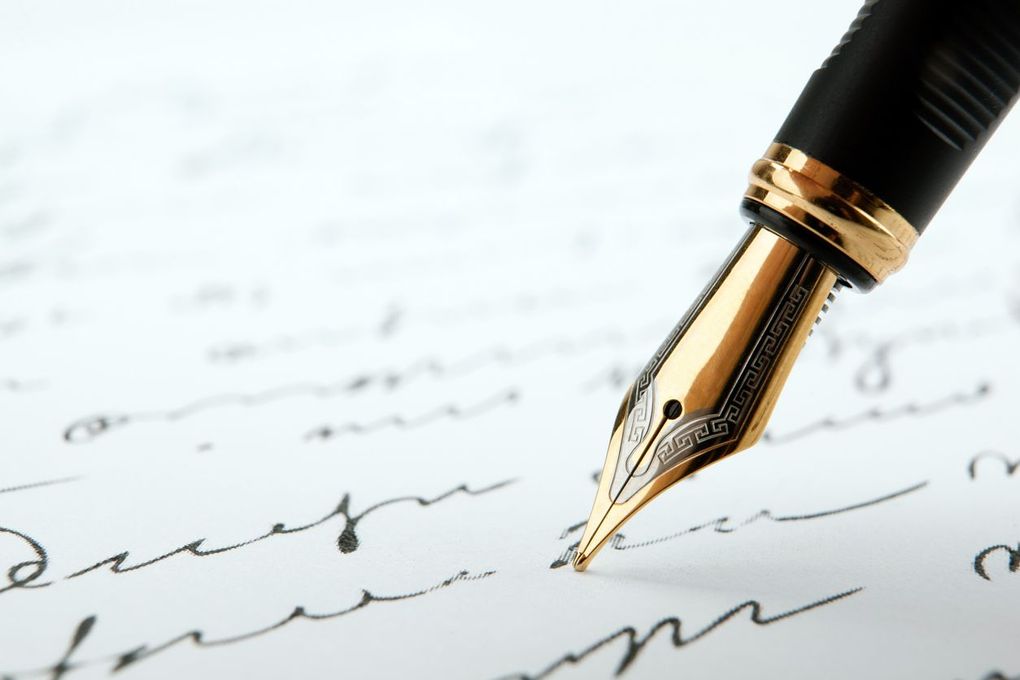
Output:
[744,143,918,284]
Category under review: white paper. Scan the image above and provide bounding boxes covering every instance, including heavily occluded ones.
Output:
[2,1,1019,678]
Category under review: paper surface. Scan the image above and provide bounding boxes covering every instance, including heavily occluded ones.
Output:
[2,1,1020,678]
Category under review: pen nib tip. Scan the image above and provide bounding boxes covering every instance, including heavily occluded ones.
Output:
[570,505,628,573]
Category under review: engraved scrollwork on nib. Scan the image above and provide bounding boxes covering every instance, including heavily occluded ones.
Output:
[654,284,810,470]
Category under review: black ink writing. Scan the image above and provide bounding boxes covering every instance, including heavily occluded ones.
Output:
[854,317,1014,394]
[968,451,1020,479]
[66,480,512,581]
[500,588,862,678]
[0,476,79,496]
[306,389,519,442]
[764,384,990,444]
[6,570,494,678]
[550,481,926,569]
[0,526,51,593]
[974,544,1020,581]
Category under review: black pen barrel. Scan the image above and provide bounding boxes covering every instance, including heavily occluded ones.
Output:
[741,0,1020,290]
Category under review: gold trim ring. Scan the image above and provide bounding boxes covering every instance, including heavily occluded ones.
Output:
[744,143,918,284]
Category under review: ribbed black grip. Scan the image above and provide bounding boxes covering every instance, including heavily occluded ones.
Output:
[775,0,1020,233]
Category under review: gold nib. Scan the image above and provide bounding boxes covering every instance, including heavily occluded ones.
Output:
[573,225,839,572]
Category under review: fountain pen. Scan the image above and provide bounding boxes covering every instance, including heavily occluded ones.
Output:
[574,0,1020,571]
